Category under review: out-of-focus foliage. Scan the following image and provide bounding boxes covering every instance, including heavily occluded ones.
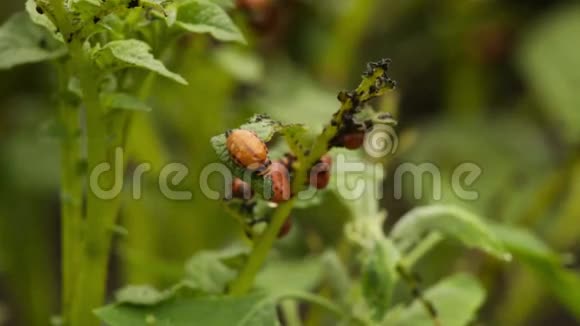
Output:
[1,0,580,325]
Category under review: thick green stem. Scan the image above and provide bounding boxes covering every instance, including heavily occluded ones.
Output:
[68,39,113,326]
[229,200,296,295]
[56,61,83,324]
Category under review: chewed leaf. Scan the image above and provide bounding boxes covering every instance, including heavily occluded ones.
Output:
[281,124,311,160]
[240,114,283,141]
[384,273,486,326]
[93,39,188,85]
[210,114,282,198]
[25,0,61,39]
[175,0,246,44]
[0,12,66,69]
[70,0,103,24]
[353,105,398,128]
[390,205,511,261]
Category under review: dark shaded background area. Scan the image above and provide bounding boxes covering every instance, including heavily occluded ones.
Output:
[1,0,580,325]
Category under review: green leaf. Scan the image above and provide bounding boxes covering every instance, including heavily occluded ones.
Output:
[0,12,66,69]
[70,0,103,24]
[101,92,152,112]
[184,250,242,294]
[520,6,580,144]
[115,285,170,306]
[210,114,282,198]
[281,124,312,161]
[25,0,60,37]
[490,224,560,266]
[211,0,235,9]
[114,281,202,306]
[383,273,486,326]
[390,205,511,261]
[176,0,246,44]
[240,114,283,141]
[255,256,324,294]
[95,292,279,326]
[362,240,397,322]
[353,105,397,127]
[93,39,188,85]
[491,224,580,318]
[215,47,264,83]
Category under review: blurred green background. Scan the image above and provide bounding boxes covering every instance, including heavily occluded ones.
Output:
[1,0,580,325]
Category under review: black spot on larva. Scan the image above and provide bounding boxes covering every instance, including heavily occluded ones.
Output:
[93,16,101,24]
[36,6,44,14]
[128,0,139,8]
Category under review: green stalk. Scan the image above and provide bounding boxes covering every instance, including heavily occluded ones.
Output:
[229,199,296,295]
[69,38,114,326]
[229,62,394,296]
[281,300,301,326]
[44,1,95,324]
[56,61,83,324]
[401,233,443,269]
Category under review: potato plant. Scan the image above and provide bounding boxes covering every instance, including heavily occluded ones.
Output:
[0,0,245,325]
[1,1,546,325]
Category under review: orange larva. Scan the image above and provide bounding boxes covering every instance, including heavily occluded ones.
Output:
[310,154,332,189]
[266,161,291,203]
[226,129,270,172]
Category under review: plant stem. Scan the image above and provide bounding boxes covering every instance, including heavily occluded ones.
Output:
[281,300,301,326]
[402,233,443,269]
[279,292,368,326]
[68,39,113,326]
[229,63,394,296]
[229,199,296,295]
[56,61,83,324]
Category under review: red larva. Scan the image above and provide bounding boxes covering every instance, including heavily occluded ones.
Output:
[236,0,269,10]
[310,154,332,189]
[231,178,253,200]
[266,161,291,203]
[278,216,293,238]
[226,129,271,172]
[340,131,365,150]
